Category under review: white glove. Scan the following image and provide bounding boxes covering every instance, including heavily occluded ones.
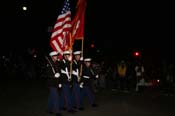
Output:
[55,73,60,78]
[95,75,99,78]
[58,84,62,88]
[80,57,83,61]
[80,82,84,88]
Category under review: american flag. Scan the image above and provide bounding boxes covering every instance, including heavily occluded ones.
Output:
[50,0,72,55]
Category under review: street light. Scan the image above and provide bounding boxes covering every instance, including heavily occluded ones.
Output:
[22,6,27,11]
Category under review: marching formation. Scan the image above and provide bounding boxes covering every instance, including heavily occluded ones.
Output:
[46,50,98,116]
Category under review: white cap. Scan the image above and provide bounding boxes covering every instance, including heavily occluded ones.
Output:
[63,50,71,55]
[73,51,81,55]
[49,51,58,56]
[84,58,91,62]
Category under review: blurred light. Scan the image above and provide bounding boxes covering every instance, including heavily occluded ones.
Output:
[22,6,27,11]
[33,54,37,58]
[90,44,94,48]
[157,79,160,83]
[134,51,140,57]
[2,56,5,59]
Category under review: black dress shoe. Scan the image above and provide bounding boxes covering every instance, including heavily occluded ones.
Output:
[79,107,84,111]
[56,113,62,116]
[92,104,98,107]
[68,109,76,113]
[47,111,53,114]
[61,107,66,111]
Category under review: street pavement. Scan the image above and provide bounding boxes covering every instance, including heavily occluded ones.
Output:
[0,79,175,116]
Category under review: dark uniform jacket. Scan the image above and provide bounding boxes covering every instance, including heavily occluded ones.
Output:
[81,64,96,86]
[46,58,61,87]
[72,60,82,84]
[59,59,71,84]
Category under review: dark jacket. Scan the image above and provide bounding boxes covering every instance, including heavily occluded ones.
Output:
[72,60,83,83]
[59,59,71,84]
[81,64,96,86]
[46,58,61,87]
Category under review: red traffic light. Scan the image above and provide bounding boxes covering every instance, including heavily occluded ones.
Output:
[134,51,140,57]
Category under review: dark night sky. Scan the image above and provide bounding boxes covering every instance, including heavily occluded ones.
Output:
[0,0,174,62]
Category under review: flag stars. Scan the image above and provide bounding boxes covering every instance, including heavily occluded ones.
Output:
[61,0,70,14]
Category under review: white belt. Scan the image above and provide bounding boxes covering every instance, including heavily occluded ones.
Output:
[83,76,90,79]
[61,68,71,80]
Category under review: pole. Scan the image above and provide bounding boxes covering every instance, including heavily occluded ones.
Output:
[80,37,84,77]
[45,56,55,74]
[69,33,73,80]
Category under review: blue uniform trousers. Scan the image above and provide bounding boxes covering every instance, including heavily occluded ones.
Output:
[82,86,95,105]
[72,83,83,108]
[48,87,60,114]
[60,84,74,111]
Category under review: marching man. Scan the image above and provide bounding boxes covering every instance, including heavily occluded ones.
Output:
[59,50,76,113]
[46,51,62,116]
[81,58,98,107]
[71,50,84,110]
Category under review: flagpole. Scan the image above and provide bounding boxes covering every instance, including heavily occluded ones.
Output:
[80,37,84,77]
[69,33,73,81]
